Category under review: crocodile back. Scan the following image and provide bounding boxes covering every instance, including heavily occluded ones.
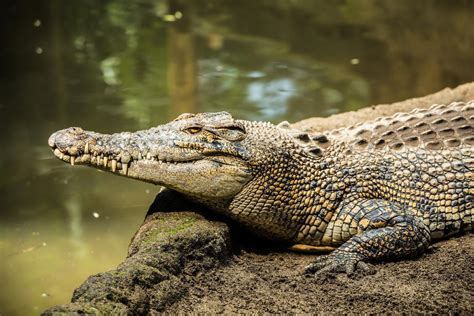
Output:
[229,102,473,244]
[299,101,474,239]
[326,101,474,151]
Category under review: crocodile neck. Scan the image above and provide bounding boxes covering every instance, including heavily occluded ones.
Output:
[225,145,347,242]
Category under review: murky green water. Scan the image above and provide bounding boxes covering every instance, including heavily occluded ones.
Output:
[0,0,472,314]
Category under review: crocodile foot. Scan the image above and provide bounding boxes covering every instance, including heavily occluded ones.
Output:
[304,250,375,276]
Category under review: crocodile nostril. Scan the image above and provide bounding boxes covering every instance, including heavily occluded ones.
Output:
[68,127,84,134]
[48,128,84,151]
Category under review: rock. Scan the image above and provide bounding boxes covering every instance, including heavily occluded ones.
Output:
[42,191,230,315]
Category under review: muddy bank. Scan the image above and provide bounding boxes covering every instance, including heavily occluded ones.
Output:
[44,83,474,314]
[168,234,473,314]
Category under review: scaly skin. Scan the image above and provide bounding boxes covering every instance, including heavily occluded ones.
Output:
[48,102,474,275]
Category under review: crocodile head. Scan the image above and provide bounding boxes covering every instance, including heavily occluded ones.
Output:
[48,112,294,201]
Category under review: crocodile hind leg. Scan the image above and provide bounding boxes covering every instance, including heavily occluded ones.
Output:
[305,198,431,276]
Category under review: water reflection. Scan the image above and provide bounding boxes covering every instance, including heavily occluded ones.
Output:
[0,0,472,314]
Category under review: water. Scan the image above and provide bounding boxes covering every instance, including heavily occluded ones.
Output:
[0,0,472,314]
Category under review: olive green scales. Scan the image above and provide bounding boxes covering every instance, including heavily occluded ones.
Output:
[48,101,473,275]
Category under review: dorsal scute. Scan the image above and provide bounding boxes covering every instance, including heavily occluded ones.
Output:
[288,101,473,152]
[282,101,473,155]
[281,125,329,158]
[338,101,474,151]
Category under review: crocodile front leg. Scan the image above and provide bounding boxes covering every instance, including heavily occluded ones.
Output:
[305,198,431,276]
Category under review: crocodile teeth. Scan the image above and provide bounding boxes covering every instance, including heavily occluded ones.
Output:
[70,156,75,166]
[111,159,117,172]
[146,152,151,160]
[59,153,64,160]
[138,152,142,160]
[103,156,108,167]
[122,163,128,175]
[84,143,89,154]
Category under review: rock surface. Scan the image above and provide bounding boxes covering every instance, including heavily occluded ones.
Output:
[44,83,474,315]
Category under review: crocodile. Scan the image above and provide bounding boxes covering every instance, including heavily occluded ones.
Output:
[48,101,474,275]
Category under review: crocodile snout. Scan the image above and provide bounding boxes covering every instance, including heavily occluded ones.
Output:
[48,127,92,165]
[48,127,85,150]
[48,127,131,172]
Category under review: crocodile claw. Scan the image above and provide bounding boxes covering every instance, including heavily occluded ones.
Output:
[304,251,375,276]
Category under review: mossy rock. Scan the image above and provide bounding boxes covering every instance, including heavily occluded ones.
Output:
[43,192,231,315]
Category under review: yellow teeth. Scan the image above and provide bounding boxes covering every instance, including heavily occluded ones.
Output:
[55,147,131,175]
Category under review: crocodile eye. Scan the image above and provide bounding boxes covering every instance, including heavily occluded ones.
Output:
[185,127,201,134]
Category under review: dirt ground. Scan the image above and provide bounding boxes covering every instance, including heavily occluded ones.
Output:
[168,233,473,314]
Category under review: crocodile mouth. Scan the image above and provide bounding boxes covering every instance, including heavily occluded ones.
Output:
[50,143,220,175]
[49,140,245,177]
